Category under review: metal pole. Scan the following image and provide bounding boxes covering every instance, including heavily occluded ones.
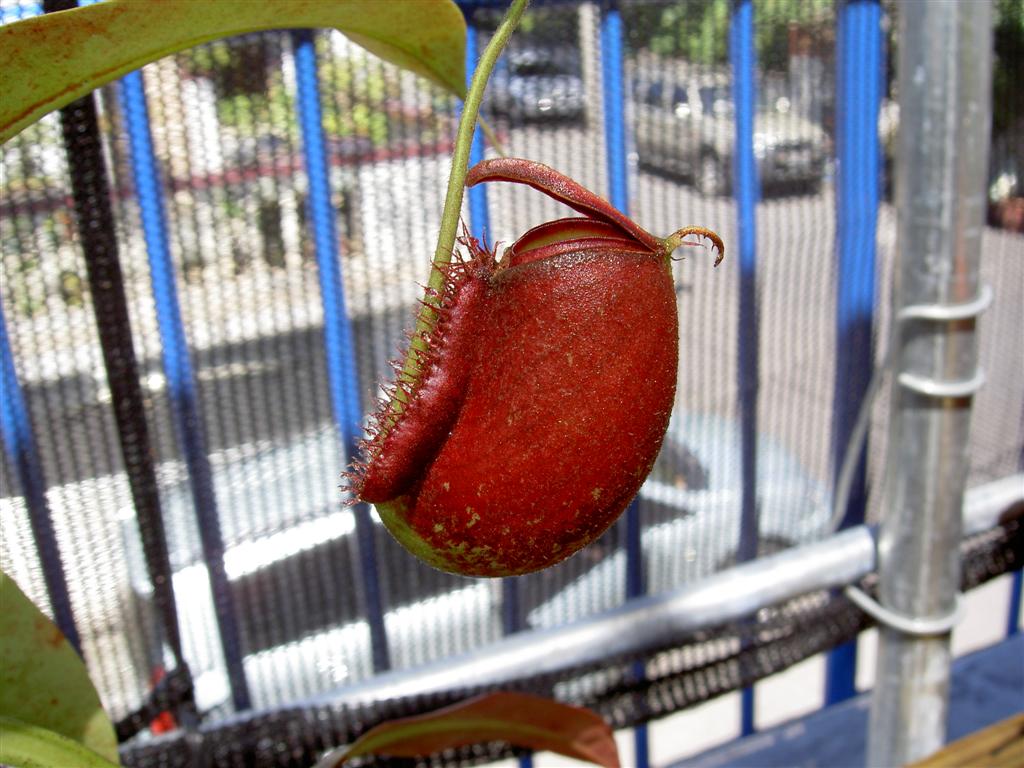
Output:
[462,17,530,767]
[464,18,491,242]
[825,0,882,707]
[601,5,649,763]
[118,475,1021,762]
[291,30,391,673]
[0,303,81,653]
[867,2,994,765]
[118,69,251,713]
[730,0,761,737]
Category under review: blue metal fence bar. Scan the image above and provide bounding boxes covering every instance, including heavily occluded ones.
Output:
[600,3,637,591]
[730,0,761,738]
[600,2,630,219]
[825,0,882,706]
[117,69,252,711]
[601,3,648,765]
[291,29,391,674]
[462,10,529,645]
[0,303,81,652]
[465,20,492,242]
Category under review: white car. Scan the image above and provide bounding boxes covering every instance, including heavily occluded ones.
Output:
[633,74,831,196]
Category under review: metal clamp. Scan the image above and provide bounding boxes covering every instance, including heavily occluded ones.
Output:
[895,284,992,398]
[896,284,993,322]
[845,585,964,636]
[898,369,986,398]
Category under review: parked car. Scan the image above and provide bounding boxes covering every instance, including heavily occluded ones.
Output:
[487,47,586,122]
[528,411,831,628]
[632,74,830,196]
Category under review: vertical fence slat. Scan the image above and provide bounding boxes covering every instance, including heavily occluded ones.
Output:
[600,2,630,215]
[601,3,648,765]
[0,304,81,652]
[730,0,761,739]
[465,19,492,241]
[825,0,882,707]
[118,69,252,712]
[42,1,203,726]
[291,29,391,674]
[464,13,527,646]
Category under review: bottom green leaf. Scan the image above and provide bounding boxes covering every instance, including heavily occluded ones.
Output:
[0,571,119,761]
[0,716,121,768]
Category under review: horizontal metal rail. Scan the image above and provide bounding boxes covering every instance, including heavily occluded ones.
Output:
[176,474,1020,734]
[322,475,1021,708]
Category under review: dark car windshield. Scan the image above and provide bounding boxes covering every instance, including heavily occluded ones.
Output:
[509,58,576,77]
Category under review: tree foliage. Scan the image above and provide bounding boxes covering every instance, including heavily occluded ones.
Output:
[626,0,833,71]
[994,0,1024,135]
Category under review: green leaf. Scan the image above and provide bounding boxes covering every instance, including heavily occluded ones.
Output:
[0,0,466,145]
[317,692,621,768]
[0,716,120,768]
[0,571,118,764]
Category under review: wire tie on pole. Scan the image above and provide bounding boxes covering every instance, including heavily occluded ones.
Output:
[895,284,992,398]
[896,284,993,322]
[897,369,986,398]
[844,585,964,636]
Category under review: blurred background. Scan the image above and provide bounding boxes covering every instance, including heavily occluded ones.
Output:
[1,0,1021,766]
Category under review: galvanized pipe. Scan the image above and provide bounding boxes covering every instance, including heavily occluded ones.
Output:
[866,2,994,765]
[327,525,876,707]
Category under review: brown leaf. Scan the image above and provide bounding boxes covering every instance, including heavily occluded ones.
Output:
[320,692,620,768]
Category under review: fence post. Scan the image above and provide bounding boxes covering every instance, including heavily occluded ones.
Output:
[866,1,993,764]
[0,305,81,652]
[41,1,201,720]
[118,69,251,713]
[291,30,391,674]
[1009,570,1022,637]
[600,2,648,764]
[462,21,530,767]
[464,18,491,242]
[729,0,760,737]
[825,0,882,706]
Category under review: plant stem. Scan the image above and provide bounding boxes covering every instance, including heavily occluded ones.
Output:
[397,0,529,386]
[430,0,529,288]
